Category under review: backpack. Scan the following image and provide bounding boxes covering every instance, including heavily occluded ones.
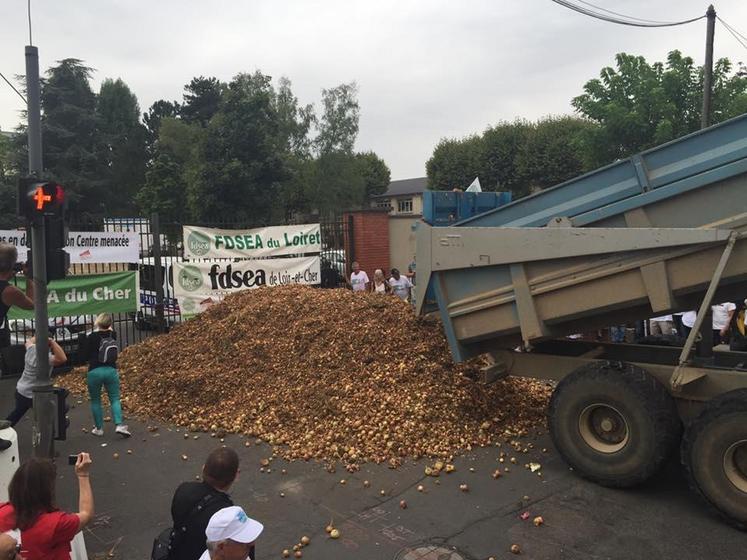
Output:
[98,337,118,365]
[151,493,215,560]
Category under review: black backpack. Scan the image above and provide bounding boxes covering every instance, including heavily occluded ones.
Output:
[98,337,118,365]
[151,493,215,560]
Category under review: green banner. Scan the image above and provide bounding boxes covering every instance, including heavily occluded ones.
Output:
[7,271,137,320]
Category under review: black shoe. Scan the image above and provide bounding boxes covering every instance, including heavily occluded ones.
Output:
[0,438,11,451]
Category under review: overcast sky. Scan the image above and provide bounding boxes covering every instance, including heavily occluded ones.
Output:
[2,0,747,180]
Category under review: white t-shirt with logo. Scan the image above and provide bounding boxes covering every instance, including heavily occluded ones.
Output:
[350,271,369,292]
[388,276,412,300]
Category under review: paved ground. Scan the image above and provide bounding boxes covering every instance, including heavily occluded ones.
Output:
[1,376,746,560]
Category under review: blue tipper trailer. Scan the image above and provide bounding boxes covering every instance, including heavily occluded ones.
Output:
[416,115,747,528]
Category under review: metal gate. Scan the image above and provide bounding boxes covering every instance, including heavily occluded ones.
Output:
[1,213,351,372]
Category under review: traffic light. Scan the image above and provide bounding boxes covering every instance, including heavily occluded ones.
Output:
[17,178,65,222]
[18,177,69,281]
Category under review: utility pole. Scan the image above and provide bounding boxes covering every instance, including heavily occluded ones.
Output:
[25,45,55,459]
[701,4,716,129]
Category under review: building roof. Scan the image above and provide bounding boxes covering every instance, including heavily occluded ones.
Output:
[373,177,428,198]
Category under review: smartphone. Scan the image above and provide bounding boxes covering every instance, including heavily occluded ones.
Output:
[68,454,78,466]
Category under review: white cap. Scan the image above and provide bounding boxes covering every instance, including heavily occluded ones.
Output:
[205,506,263,544]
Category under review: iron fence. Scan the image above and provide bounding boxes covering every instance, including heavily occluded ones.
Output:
[0,213,351,374]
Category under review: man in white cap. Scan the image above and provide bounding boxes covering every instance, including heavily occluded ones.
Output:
[199,506,263,560]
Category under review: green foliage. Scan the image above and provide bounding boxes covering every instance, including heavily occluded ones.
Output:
[143,99,181,153]
[181,76,223,126]
[187,71,286,221]
[40,59,101,213]
[515,116,594,195]
[426,118,588,197]
[426,134,486,191]
[315,82,359,155]
[0,133,18,228]
[96,78,147,215]
[572,50,747,167]
[356,151,391,198]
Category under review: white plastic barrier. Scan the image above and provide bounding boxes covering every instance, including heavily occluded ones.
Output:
[0,428,19,503]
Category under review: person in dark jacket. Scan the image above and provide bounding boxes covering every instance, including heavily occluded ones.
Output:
[0,244,33,451]
[169,447,241,560]
[84,313,130,437]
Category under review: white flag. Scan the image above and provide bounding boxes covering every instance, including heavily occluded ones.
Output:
[466,177,482,192]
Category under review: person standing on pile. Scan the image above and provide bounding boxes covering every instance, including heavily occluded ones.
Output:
[388,268,412,301]
[84,313,130,437]
[371,269,390,294]
[0,244,34,452]
[349,262,369,293]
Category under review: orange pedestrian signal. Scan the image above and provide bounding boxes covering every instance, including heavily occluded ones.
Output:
[17,178,65,221]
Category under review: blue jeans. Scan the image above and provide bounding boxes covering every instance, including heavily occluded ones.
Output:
[87,366,123,428]
[610,325,626,343]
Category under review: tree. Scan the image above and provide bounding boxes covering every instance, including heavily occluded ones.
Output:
[135,151,188,222]
[136,117,203,222]
[481,121,530,193]
[39,59,101,213]
[514,117,593,194]
[181,76,223,126]
[276,77,316,157]
[305,152,366,214]
[426,134,485,191]
[187,71,286,221]
[315,82,359,155]
[572,50,747,167]
[356,151,391,198]
[96,78,147,214]
[0,132,18,228]
[143,99,181,154]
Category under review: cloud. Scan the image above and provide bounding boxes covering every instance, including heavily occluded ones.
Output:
[2,0,746,178]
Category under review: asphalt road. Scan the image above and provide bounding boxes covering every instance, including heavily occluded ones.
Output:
[1,376,746,560]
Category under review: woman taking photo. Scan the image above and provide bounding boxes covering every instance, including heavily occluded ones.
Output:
[0,453,94,560]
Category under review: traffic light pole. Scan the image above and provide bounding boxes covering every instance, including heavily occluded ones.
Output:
[25,45,55,459]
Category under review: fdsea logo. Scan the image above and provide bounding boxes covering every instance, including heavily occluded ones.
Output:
[187,230,211,256]
[178,265,203,292]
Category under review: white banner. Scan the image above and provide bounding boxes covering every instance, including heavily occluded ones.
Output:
[183,224,321,259]
[174,256,321,317]
[0,230,141,264]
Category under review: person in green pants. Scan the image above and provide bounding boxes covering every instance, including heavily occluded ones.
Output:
[84,313,130,437]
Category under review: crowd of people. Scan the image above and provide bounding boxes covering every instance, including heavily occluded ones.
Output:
[348,260,416,303]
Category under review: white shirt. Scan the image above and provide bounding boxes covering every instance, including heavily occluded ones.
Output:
[16,346,54,399]
[713,303,736,330]
[388,276,412,300]
[373,281,387,293]
[350,271,369,292]
[198,551,210,560]
[681,303,736,330]
[651,315,673,322]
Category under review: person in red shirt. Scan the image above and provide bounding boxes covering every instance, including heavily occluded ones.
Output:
[0,453,94,560]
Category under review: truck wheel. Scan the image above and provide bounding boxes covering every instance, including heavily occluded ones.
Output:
[548,362,681,487]
[682,389,747,530]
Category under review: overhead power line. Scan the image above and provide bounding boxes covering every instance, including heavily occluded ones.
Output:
[717,16,747,52]
[0,70,27,104]
[551,0,706,28]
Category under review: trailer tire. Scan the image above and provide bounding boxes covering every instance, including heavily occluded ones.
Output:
[548,361,681,487]
[682,389,747,530]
